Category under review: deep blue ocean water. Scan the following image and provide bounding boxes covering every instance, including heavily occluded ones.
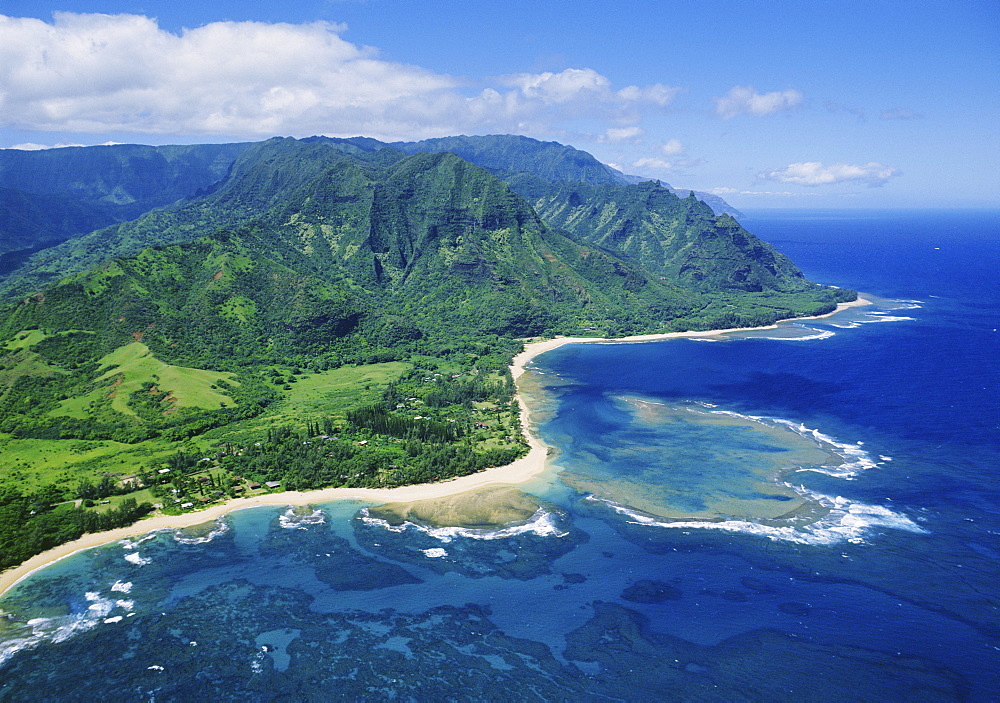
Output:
[0,209,997,700]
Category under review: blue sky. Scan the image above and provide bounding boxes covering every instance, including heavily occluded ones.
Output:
[1,0,996,208]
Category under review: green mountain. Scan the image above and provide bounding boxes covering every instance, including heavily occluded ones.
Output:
[1,136,848,334]
[0,142,251,256]
[393,134,624,185]
[0,133,853,466]
[0,133,856,568]
[505,176,802,293]
[0,134,738,287]
[391,134,741,215]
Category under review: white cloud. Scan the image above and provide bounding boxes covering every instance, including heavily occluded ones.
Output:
[3,140,123,150]
[758,161,901,187]
[503,68,612,104]
[633,157,673,170]
[659,138,684,156]
[600,126,644,143]
[0,13,681,141]
[714,85,802,119]
[5,141,82,150]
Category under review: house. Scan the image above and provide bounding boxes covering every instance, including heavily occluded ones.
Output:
[264,481,281,489]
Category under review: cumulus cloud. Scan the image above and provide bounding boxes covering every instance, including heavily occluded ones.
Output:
[758,161,900,187]
[633,156,674,170]
[659,138,684,156]
[0,13,681,141]
[714,85,802,118]
[600,126,644,143]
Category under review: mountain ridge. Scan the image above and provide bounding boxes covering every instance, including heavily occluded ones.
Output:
[0,134,737,276]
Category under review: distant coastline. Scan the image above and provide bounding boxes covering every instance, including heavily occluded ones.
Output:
[0,296,870,599]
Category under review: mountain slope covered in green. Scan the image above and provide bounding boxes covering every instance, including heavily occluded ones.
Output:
[0,133,742,289]
[0,142,251,257]
[0,134,855,569]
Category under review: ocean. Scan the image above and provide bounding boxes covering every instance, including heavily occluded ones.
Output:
[1,209,997,700]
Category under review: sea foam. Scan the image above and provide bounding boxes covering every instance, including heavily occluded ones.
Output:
[587,492,926,546]
[0,587,140,666]
[360,507,569,543]
[173,519,230,544]
[278,507,327,530]
[582,406,922,545]
[123,552,151,566]
[695,408,882,479]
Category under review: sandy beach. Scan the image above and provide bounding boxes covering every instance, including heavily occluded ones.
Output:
[0,296,870,598]
[511,295,872,377]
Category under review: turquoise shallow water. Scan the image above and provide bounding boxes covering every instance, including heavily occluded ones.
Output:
[1,210,998,699]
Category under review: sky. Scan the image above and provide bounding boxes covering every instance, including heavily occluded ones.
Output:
[0,0,997,209]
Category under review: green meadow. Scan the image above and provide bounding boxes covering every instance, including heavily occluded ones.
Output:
[201,362,408,443]
[1,361,409,492]
[53,342,238,418]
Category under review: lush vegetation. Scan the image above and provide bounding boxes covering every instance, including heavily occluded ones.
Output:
[0,133,857,572]
[0,486,153,571]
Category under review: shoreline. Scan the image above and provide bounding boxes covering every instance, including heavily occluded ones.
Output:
[511,296,872,375]
[0,296,871,599]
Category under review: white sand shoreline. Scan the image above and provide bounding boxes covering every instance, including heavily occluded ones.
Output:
[0,296,870,598]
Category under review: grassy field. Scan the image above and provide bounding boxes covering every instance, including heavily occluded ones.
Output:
[204,361,408,443]
[1,361,409,494]
[3,329,49,350]
[0,435,182,493]
[53,342,238,418]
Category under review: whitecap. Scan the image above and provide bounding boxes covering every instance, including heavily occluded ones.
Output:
[173,519,229,544]
[103,616,123,624]
[778,329,836,341]
[85,592,114,618]
[696,409,880,479]
[360,507,569,543]
[110,580,132,593]
[118,531,164,550]
[587,492,926,546]
[124,552,151,566]
[421,548,447,558]
[858,314,915,323]
[0,589,129,665]
[278,506,327,530]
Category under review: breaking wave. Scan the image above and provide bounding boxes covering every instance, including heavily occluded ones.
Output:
[583,406,922,545]
[359,507,569,543]
[0,583,141,667]
[173,519,230,545]
[278,507,327,530]
[695,407,884,479]
[587,493,926,546]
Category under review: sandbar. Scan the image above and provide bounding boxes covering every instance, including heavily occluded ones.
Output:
[0,296,870,598]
